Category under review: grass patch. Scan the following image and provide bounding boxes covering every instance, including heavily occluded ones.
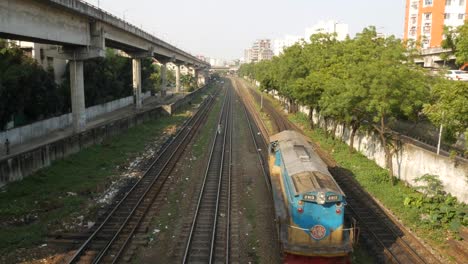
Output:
[0,85,218,254]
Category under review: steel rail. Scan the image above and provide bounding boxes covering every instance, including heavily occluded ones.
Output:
[182,88,231,264]
[67,91,216,264]
[210,89,232,263]
[225,88,233,264]
[101,94,217,264]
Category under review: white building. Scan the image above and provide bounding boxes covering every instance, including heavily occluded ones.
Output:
[304,20,349,42]
[12,41,67,84]
[273,35,302,56]
[244,39,274,63]
[273,20,349,56]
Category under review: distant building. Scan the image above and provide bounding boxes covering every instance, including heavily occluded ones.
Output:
[244,39,274,63]
[12,41,67,84]
[304,20,349,41]
[404,0,468,49]
[273,20,348,56]
[209,58,226,67]
[273,35,302,56]
[196,55,209,64]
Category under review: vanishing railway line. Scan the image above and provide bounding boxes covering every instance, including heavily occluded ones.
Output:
[182,87,233,263]
[236,78,440,264]
[66,89,220,264]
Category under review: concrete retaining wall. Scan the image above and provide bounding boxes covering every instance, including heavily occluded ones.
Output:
[0,87,207,187]
[294,104,468,203]
[0,92,151,147]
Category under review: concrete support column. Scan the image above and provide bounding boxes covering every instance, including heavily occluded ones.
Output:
[175,65,181,93]
[194,69,199,88]
[132,58,142,109]
[70,60,86,133]
[161,64,167,97]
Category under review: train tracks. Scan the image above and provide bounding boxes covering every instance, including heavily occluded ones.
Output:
[235,78,440,264]
[181,87,233,263]
[66,89,219,264]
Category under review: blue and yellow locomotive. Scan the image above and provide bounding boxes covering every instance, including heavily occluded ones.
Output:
[268,131,355,258]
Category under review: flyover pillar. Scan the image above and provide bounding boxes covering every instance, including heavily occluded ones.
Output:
[161,63,167,97]
[132,58,142,109]
[193,69,199,88]
[175,64,181,93]
[70,60,86,133]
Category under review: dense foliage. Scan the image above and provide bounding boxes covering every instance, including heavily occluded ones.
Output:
[60,49,161,110]
[0,44,165,130]
[442,20,468,66]
[0,41,62,129]
[180,74,197,92]
[240,27,468,179]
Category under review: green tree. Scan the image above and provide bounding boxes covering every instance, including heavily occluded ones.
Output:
[423,80,468,149]
[180,74,197,92]
[363,33,428,182]
[0,41,61,129]
[442,21,468,67]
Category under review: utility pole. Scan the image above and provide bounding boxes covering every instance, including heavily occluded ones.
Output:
[437,111,444,155]
[437,123,443,155]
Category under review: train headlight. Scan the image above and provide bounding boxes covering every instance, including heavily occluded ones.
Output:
[317,192,326,204]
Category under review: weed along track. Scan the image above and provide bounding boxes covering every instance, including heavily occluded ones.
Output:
[65,89,221,264]
[330,170,440,264]
[235,78,440,264]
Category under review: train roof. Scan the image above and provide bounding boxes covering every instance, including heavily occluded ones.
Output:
[270,131,344,196]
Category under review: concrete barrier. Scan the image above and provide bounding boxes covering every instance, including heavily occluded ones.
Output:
[0,87,208,187]
[0,92,151,148]
[294,105,468,203]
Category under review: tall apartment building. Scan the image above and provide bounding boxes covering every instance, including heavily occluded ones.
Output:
[404,0,468,48]
[244,39,274,63]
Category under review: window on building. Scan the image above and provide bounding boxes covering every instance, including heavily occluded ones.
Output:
[446,0,453,6]
[460,0,465,6]
[459,13,465,19]
[424,13,432,20]
[445,13,451,19]
[424,0,433,6]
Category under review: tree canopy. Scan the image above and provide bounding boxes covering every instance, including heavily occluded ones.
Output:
[442,21,468,66]
[0,44,162,130]
[239,26,463,180]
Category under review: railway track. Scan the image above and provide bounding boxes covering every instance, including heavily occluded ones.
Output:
[182,87,233,263]
[66,89,219,264]
[235,78,440,264]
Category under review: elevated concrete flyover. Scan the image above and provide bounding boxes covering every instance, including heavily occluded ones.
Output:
[0,0,210,132]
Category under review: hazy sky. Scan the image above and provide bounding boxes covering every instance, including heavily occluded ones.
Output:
[85,0,406,60]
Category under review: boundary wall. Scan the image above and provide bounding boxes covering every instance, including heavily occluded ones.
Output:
[0,92,151,147]
[0,87,209,186]
[271,92,468,203]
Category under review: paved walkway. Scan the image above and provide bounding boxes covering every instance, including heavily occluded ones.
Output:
[0,91,184,160]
